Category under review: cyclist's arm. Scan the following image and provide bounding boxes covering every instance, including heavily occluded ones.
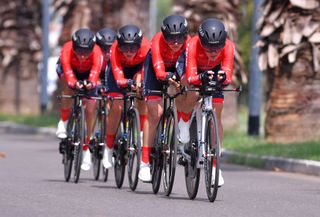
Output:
[61,42,77,87]
[186,39,201,85]
[152,33,167,81]
[88,45,103,87]
[110,42,127,88]
[220,39,235,86]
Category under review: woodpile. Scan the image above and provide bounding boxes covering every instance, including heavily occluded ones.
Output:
[0,1,42,114]
[257,0,320,143]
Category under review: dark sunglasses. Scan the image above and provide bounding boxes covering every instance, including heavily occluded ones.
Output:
[100,45,112,52]
[118,44,140,53]
[73,46,92,56]
[202,44,224,53]
[164,34,187,44]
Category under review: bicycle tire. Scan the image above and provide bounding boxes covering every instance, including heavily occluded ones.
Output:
[102,166,108,182]
[127,108,141,191]
[114,122,125,188]
[184,117,200,200]
[163,108,178,196]
[63,113,76,182]
[151,117,163,194]
[93,109,106,180]
[204,111,220,202]
[74,106,85,183]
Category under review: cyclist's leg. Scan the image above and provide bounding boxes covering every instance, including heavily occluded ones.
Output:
[56,59,75,139]
[103,63,123,168]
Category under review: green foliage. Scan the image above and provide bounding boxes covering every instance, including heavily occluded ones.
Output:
[238,1,254,72]
[0,113,59,127]
[156,0,172,31]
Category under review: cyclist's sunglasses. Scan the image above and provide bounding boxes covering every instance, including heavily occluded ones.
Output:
[202,44,224,53]
[164,34,187,44]
[118,44,140,53]
[100,44,112,52]
[73,46,93,56]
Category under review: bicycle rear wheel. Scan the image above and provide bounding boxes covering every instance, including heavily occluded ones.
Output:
[73,106,85,183]
[114,122,125,188]
[127,108,141,191]
[163,108,178,196]
[93,109,106,181]
[204,111,220,202]
[151,118,163,194]
[184,117,200,200]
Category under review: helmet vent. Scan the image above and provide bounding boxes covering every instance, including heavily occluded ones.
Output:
[134,32,137,38]
[173,24,177,31]
[205,31,209,40]
[212,33,215,40]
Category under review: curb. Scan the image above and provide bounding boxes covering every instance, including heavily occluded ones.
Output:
[1,121,319,177]
[222,149,320,177]
[0,122,56,137]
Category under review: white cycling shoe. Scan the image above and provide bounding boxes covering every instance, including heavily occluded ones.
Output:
[102,147,113,169]
[138,162,152,182]
[211,167,224,187]
[56,120,68,139]
[178,119,190,144]
[81,150,92,171]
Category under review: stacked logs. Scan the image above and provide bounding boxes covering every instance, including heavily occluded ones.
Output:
[257,0,320,143]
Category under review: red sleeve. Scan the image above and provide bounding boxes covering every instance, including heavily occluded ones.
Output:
[60,42,77,87]
[110,41,127,88]
[152,32,167,81]
[186,37,201,85]
[88,45,103,86]
[221,39,234,86]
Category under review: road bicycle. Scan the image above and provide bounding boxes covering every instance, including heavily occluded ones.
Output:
[180,80,240,202]
[58,85,94,183]
[112,88,142,191]
[89,90,109,182]
[147,84,184,196]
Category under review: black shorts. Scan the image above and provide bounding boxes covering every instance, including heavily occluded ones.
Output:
[143,51,185,97]
[104,61,143,95]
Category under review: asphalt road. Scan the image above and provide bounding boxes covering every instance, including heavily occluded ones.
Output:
[0,131,319,217]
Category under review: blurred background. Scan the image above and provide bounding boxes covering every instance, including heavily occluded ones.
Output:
[0,0,319,153]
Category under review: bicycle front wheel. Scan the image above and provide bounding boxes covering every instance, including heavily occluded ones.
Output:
[184,117,200,200]
[93,110,106,181]
[151,118,163,194]
[204,111,220,202]
[162,108,178,196]
[63,113,76,182]
[73,106,85,183]
[127,108,141,191]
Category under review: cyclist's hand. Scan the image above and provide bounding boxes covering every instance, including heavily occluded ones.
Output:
[217,70,226,84]
[97,85,107,94]
[166,72,180,88]
[199,71,214,83]
[127,79,136,90]
[75,81,84,90]
[84,80,95,90]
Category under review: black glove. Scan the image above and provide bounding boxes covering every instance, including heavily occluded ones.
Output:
[218,72,227,84]
[126,79,136,87]
[199,71,211,84]
[97,85,107,94]
[165,72,175,82]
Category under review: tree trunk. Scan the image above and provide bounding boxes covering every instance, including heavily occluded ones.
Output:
[257,0,320,143]
[265,46,320,143]
[0,1,42,115]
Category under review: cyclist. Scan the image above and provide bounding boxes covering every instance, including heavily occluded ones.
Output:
[178,18,235,186]
[143,14,189,182]
[56,28,103,171]
[96,27,116,81]
[103,25,150,176]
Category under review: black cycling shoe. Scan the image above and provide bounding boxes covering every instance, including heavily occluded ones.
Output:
[178,156,187,166]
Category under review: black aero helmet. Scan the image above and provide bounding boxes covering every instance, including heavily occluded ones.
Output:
[72,28,96,55]
[96,28,116,50]
[161,14,188,43]
[117,24,142,47]
[198,18,227,51]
